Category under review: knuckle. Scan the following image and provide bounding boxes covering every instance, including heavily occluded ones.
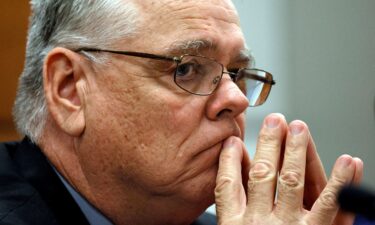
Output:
[286,138,300,151]
[286,134,309,152]
[215,175,236,195]
[317,189,338,211]
[249,161,275,181]
[278,171,302,189]
[257,131,280,149]
[220,150,236,162]
[331,173,350,186]
[248,161,275,192]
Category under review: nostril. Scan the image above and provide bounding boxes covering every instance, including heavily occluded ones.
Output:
[216,109,232,118]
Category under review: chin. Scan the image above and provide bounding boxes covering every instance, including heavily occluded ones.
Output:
[148,164,218,225]
[179,163,218,209]
[179,143,222,207]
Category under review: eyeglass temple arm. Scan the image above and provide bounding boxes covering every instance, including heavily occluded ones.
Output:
[75,48,181,63]
[224,71,276,85]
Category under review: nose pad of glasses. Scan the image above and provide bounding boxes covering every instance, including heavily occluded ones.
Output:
[229,73,237,82]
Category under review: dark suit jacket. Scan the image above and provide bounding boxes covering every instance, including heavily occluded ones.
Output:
[0,138,216,225]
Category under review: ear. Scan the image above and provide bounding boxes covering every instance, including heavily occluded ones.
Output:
[43,47,88,137]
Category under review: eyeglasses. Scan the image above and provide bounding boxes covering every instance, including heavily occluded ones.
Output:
[75,48,276,107]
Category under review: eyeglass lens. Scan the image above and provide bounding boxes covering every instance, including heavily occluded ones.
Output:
[174,55,272,107]
[236,69,272,107]
[174,55,223,95]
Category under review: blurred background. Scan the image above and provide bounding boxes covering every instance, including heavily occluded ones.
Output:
[212,0,375,214]
[0,0,374,210]
[236,0,375,188]
[0,1,28,142]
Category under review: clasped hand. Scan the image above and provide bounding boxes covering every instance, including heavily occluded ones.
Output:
[215,114,363,225]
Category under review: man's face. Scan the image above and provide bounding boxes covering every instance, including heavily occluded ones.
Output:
[79,0,249,213]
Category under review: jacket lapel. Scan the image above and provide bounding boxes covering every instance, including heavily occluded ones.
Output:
[13,137,89,225]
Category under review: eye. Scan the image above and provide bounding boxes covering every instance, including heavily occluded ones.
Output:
[176,63,195,77]
[175,61,202,82]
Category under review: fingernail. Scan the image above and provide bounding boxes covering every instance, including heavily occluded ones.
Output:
[223,137,235,149]
[289,121,304,135]
[338,155,353,168]
[266,114,280,128]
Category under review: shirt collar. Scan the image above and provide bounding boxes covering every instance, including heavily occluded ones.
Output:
[54,169,113,225]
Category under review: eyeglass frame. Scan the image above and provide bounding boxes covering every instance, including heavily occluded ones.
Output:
[74,47,276,105]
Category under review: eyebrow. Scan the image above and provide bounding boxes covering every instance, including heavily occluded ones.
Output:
[166,39,215,55]
[233,49,255,68]
[166,38,254,68]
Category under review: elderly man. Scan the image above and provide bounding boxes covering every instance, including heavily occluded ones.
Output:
[0,0,363,225]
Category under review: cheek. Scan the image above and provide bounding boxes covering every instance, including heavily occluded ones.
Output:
[84,81,202,181]
[82,68,213,200]
[111,98,206,192]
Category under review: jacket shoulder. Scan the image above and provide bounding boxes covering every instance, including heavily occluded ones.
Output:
[0,141,58,225]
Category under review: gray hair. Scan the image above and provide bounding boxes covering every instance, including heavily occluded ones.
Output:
[13,0,140,143]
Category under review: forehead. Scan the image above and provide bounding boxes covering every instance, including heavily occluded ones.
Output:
[132,0,245,57]
[137,0,238,20]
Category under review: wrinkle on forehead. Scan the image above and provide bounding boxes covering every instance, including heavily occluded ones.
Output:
[134,0,242,47]
[131,0,249,65]
[135,0,239,24]
[137,0,237,10]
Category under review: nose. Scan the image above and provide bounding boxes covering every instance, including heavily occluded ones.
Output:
[205,73,249,120]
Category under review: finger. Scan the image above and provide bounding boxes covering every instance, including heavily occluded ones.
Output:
[275,120,309,217]
[308,155,355,225]
[241,146,251,195]
[215,136,247,220]
[246,113,287,214]
[352,157,363,184]
[333,157,363,225]
[304,134,327,210]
